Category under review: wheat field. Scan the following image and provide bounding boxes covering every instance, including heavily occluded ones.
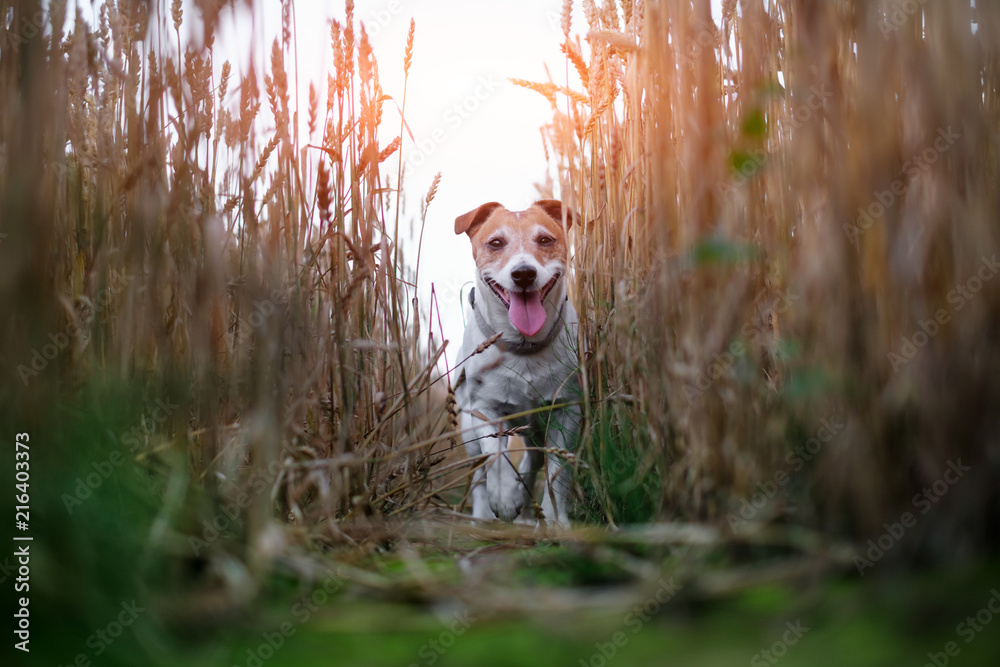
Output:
[1,0,999,665]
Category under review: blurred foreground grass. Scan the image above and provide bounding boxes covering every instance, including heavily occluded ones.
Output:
[7,385,999,666]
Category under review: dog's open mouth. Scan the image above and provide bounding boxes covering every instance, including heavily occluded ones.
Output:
[485,274,560,337]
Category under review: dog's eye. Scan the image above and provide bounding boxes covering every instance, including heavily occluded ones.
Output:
[487,238,506,249]
[537,235,554,246]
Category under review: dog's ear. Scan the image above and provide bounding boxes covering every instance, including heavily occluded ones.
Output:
[455,202,503,236]
[533,199,577,228]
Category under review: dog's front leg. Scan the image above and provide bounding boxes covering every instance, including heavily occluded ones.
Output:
[462,411,493,520]
[469,466,492,521]
[484,431,526,521]
[541,405,581,527]
[463,411,525,521]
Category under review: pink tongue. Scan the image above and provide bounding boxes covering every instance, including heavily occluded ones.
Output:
[508,291,547,337]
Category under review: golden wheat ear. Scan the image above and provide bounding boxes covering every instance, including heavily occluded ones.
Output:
[532,199,577,227]
[454,201,504,236]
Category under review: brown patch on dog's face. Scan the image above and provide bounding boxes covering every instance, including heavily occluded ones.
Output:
[461,202,570,273]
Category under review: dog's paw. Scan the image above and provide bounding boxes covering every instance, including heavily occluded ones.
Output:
[485,462,526,522]
[488,497,524,522]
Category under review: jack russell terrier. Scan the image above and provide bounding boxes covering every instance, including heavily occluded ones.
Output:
[453,200,581,526]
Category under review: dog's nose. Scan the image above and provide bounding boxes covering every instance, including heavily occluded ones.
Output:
[511,265,537,289]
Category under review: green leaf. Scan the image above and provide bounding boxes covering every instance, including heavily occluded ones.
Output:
[741,108,767,138]
[728,148,767,177]
[689,236,764,267]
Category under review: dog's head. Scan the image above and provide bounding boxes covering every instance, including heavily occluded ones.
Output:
[455,200,575,337]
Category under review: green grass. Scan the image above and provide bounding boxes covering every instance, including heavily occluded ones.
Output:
[201,564,1000,667]
[576,405,661,526]
[8,379,1000,667]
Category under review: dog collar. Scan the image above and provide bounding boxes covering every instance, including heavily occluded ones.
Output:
[469,287,567,355]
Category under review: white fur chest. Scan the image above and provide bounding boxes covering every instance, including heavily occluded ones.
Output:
[455,302,579,420]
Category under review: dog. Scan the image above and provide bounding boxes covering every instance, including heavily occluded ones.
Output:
[453,200,580,526]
